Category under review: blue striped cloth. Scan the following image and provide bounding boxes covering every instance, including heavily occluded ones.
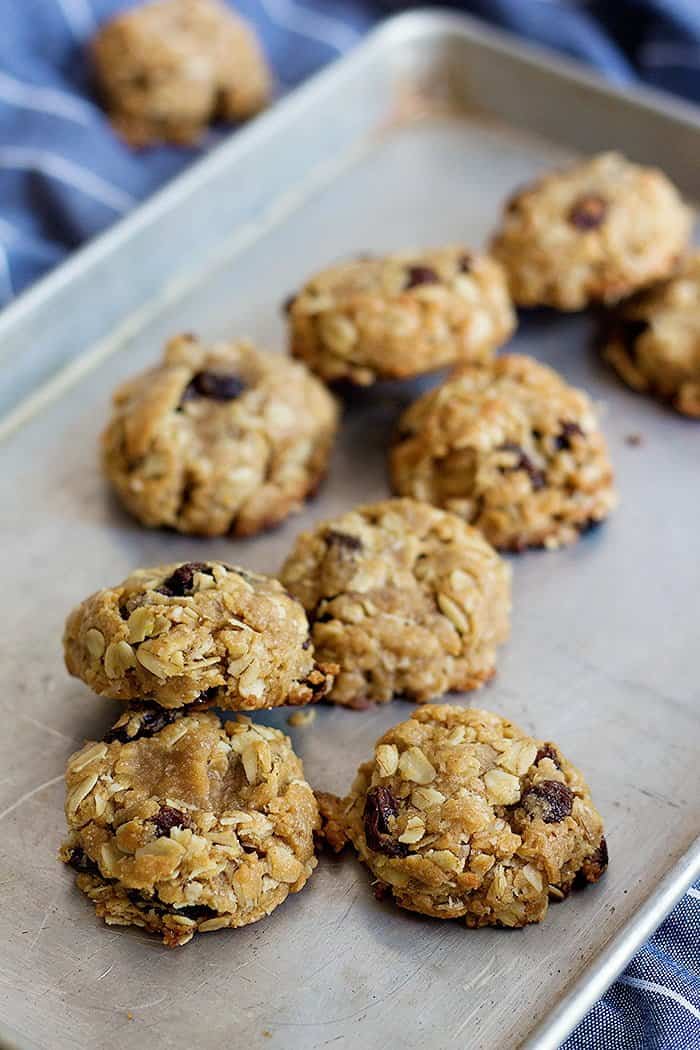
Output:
[0,3,698,1046]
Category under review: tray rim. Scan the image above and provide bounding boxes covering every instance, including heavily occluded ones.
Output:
[1,10,699,1050]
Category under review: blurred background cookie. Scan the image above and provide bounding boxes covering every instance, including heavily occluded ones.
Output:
[602,250,700,417]
[287,247,515,386]
[92,0,271,146]
[491,152,692,310]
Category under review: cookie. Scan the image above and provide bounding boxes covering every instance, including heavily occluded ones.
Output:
[63,561,334,710]
[491,152,692,310]
[102,334,338,537]
[92,0,271,146]
[602,250,700,417]
[343,705,607,927]
[280,499,511,707]
[60,707,319,946]
[390,354,617,552]
[287,247,515,386]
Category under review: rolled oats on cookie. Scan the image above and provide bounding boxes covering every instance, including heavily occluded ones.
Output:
[602,250,700,417]
[390,354,617,551]
[92,0,271,146]
[280,498,511,707]
[102,334,338,537]
[491,152,692,310]
[60,706,319,946]
[64,561,334,710]
[343,705,607,927]
[287,246,515,386]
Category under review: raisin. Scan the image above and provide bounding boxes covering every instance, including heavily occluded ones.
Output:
[325,529,363,553]
[66,846,100,876]
[498,443,546,491]
[302,638,311,650]
[568,194,607,230]
[578,517,603,536]
[197,686,220,703]
[618,318,649,363]
[522,780,574,823]
[104,706,178,744]
[404,265,439,289]
[555,421,584,451]
[363,786,407,857]
[458,254,472,274]
[177,904,220,920]
[152,805,192,837]
[158,561,212,597]
[181,371,246,403]
[535,743,560,768]
[573,837,609,889]
[282,293,296,315]
[372,880,392,902]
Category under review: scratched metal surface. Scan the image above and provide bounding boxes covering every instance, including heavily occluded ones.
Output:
[0,13,699,1050]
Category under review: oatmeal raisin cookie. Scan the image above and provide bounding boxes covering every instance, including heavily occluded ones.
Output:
[64,561,334,710]
[491,152,692,310]
[60,707,318,946]
[344,705,607,926]
[287,247,515,386]
[102,334,338,537]
[280,499,511,707]
[390,354,617,551]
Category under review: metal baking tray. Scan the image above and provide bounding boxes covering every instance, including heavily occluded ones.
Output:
[0,11,698,1050]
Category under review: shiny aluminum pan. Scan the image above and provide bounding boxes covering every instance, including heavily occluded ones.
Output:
[0,12,698,1050]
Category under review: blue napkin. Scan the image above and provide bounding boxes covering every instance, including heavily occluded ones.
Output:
[0,4,698,1045]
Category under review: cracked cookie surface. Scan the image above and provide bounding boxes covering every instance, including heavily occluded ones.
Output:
[390,354,617,551]
[343,705,607,927]
[102,334,338,536]
[491,152,692,310]
[280,499,511,707]
[60,707,319,946]
[64,561,334,710]
[287,247,515,386]
[92,0,271,146]
[602,250,700,417]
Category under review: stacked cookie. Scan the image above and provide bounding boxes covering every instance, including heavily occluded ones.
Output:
[60,148,696,946]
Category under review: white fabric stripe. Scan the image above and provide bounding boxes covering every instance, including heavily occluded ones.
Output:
[0,243,14,301]
[687,887,700,900]
[641,42,700,67]
[0,148,135,213]
[54,0,96,40]
[258,0,360,53]
[0,71,95,126]
[618,977,700,1021]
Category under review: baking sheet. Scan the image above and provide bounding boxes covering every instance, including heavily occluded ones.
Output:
[0,12,699,1050]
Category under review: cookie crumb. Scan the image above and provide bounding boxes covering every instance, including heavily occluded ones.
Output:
[287,709,316,728]
[315,791,350,853]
